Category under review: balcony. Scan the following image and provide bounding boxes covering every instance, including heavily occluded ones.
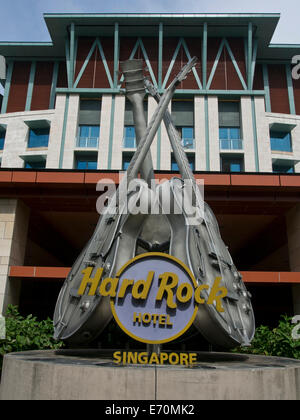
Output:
[182,138,195,150]
[76,137,99,148]
[123,137,136,149]
[220,138,243,151]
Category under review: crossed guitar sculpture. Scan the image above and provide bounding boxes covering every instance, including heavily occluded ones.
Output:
[53,57,255,349]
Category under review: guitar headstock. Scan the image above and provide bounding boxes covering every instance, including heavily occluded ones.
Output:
[175,56,198,84]
[120,59,146,95]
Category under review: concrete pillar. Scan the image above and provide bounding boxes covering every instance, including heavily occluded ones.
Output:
[286,203,300,315]
[254,96,272,173]
[0,199,30,314]
[110,95,125,170]
[194,96,206,171]
[241,96,256,172]
[98,94,112,170]
[208,96,220,171]
[62,94,80,169]
[46,94,67,169]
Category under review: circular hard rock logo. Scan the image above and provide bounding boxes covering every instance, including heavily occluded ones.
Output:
[110,253,199,345]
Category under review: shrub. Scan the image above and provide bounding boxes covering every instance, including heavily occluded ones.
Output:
[233,315,300,359]
[0,305,64,375]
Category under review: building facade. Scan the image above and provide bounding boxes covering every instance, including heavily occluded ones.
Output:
[0,14,300,346]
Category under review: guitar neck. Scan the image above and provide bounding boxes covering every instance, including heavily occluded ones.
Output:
[126,57,197,184]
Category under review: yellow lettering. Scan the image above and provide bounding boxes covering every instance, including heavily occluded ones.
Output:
[180,353,189,366]
[118,278,134,299]
[149,353,160,364]
[98,277,119,297]
[156,272,178,309]
[113,351,122,364]
[77,267,104,296]
[194,285,209,304]
[207,277,228,313]
[176,283,194,304]
[160,353,169,365]
[169,353,180,365]
[127,352,138,364]
[132,271,154,300]
[159,314,166,326]
[138,352,148,364]
[142,313,152,324]
[133,312,142,325]
[189,353,198,366]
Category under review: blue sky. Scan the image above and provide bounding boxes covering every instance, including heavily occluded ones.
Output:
[0,0,299,44]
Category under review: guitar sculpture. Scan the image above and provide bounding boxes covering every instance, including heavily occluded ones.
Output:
[53,57,198,345]
[54,56,255,348]
[145,80,255,348]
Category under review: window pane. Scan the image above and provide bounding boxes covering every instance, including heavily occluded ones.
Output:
[230,162,241,172]
[229,128,240,140]
[28,128,49,148]
[79,125,89,138]
[90,126,100,138]
[219,128,229,140]
[273,164,294,174]
[222,157,244,173]
[0,132,5,150]
[270,131,292,152]
[124,126,136,148]
[25,161,46,169]
[87,161,97,170]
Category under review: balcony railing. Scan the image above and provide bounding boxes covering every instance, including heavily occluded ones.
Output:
[182,138,195,150]
[76,137,99,148]
[220,138,243,150]
[123,137,137,149]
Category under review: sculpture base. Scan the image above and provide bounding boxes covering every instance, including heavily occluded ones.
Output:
[1,350,300,400]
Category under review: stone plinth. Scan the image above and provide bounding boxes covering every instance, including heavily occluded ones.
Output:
[1,350,300,400]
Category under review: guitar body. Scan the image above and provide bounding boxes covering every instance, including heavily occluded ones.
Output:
[158,178,255,348]
[53,182,150,345]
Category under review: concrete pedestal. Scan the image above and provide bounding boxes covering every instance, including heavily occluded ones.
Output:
[1,350,300,400]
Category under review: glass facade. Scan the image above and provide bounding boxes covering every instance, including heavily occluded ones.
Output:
[123,126,136,148]
[219,127,243,150]
[273,163,295,173]
[75,155,97,170]
[0,131,5,150]
[77,125,100,148]
[270,131,292,152]
[28,128,50,148]
[25,161,46,169]
[221,156,244,173]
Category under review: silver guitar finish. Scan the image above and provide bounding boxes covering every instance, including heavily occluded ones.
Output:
[53,58,198,345]
[147,81,255,348]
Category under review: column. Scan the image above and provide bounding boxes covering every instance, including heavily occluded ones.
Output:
[286,204,300,315]
[240,96,256,172]
[98,94,112,170]
[208,96,220,172]
[110,94,125,170]
[62,94,80,169]
[46,93,67,169]
[194,96,206,171]
[0,199,30,314]
[254,96,272,172]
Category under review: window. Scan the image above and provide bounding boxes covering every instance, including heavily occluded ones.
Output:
[122,153,134,171]
[25,161,46,169]
[77,125,100,148]
[273,163,295,174]
[28,128,49,148]
[270,131,292,152]
[171,155,195,172]
[177,127,195,149]
[123,126,136,148]
[0,130,5,150]
[219,127,242,150]
[219,101,242,150]
[75,155,97,170]
[221,156,244,173]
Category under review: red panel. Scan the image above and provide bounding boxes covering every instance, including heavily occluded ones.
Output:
[227,38,247,82]
[6,62,31,113]
[31,62,54,111]
[253,64,264,91]
[95,37,114,88]
[207,38,224,89]
[162,38,201,89]
[76,37,96,88]
[268,64,290,114]
[57,62,68,88]
[292,67,300,116]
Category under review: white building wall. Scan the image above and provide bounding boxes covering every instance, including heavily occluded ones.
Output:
[47,94,66,168]
[62,94,80,169]
[194,96,206,172]
[241,96,256,172]
[98,94,112,170]
[254,96,273,172]
[111,95,125,170]
[208,96,220,172]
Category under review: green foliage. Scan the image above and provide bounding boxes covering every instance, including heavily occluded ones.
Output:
[0,305,64,375]
[233,315,300,359]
